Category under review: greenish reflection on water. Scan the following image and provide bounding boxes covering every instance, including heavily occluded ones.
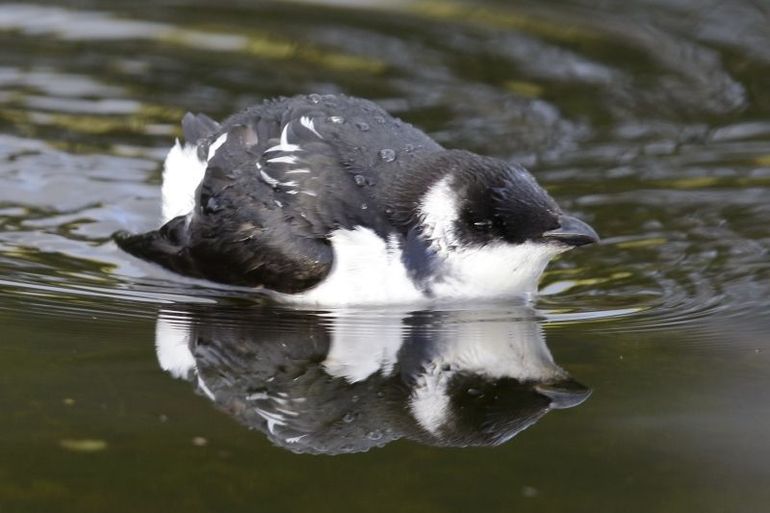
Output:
[1,1,770,512]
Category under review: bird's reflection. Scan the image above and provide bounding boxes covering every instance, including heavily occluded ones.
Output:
[155,305,590,455]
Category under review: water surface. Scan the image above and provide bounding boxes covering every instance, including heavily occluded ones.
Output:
[1,1,770,512]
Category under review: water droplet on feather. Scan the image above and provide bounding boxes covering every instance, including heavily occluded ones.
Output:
[379,149,396,162]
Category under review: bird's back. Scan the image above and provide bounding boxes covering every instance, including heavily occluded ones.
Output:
[207,94,443,231]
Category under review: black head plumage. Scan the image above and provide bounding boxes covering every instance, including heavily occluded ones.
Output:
[395,150,562,246]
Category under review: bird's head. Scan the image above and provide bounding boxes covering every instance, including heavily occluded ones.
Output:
[416,150,598,249]
[402,150,599,298]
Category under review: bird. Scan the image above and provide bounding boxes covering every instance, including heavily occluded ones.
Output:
[115,93,599,305]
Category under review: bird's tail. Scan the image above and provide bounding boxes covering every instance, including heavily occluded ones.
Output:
[113,215,204,280]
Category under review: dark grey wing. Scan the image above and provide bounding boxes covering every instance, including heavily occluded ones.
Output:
[291,96,445,215]
[115,127,335,292]
[116,99,393,292]
[224,95,445,221]
[114,208,333,293]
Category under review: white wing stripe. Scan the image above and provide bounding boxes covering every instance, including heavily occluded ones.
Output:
[265,123,301,153]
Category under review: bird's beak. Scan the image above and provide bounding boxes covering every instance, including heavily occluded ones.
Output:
[542,215,599,247]
[535,378,592,410]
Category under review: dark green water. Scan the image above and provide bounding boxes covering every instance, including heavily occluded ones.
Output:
[2,0,770,511]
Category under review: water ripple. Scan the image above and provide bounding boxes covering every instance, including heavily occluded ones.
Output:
[0,0,769,339]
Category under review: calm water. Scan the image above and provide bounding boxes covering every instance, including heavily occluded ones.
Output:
[2,0,770,511]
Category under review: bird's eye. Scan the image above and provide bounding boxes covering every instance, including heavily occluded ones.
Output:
[473,220,493,232]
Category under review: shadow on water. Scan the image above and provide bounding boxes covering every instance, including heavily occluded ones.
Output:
[154,304,589,454]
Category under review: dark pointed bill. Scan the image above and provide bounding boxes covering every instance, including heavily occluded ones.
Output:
[542,215,599,247]
[535,378,592,410]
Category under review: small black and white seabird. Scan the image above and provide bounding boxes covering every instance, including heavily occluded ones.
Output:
[115,94,598,305]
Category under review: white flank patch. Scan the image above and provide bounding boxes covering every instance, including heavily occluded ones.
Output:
[154,312,196,379]
[161,139,207,223]
[287,228,424,306]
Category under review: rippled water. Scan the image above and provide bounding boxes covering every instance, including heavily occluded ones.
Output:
[2,1,770,511]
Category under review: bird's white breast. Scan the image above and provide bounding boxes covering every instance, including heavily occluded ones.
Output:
[430,241,563,301]
[286,227,426,306]
[279,227,562,306]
